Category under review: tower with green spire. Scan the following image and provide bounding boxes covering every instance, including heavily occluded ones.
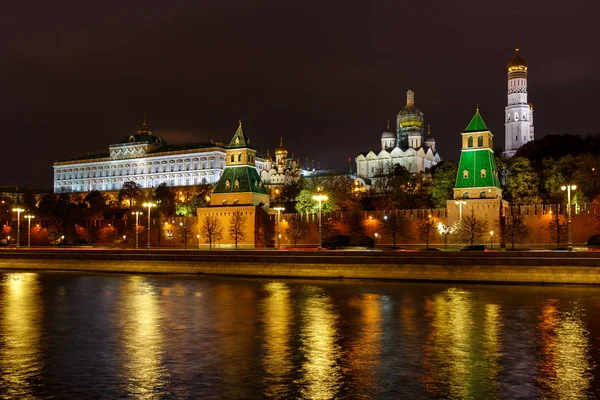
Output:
[210,120,269,206]
[453,107,502,200]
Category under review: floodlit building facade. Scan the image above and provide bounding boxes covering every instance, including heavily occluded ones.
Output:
[355,90,441,187]
[53,118,227,193]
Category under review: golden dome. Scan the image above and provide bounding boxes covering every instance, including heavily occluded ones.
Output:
[507,39,527,71]
[274,136,288,156]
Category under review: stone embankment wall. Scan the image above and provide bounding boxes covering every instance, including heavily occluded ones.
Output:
[2,250,600,285]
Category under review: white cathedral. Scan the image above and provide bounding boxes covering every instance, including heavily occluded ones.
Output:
[355,90,441,186]
[503,41,534,158]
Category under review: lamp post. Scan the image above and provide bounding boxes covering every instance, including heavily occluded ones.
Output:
[132,211,143,248]
[142,202,156,249]
[454,200,467,221]
[312,194,328,250]
[274,206,285,249]
[12,207,24,248]
[561,184,577,251]
[489,230,494,249]
[196,234,200,250]
[24,215,34,248]
[438,223,451,250]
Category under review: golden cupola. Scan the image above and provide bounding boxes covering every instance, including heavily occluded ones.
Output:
[507,39,528,73]
[274,136,288,157]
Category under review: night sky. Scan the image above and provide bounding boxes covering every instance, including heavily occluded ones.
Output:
[2,0,599,190]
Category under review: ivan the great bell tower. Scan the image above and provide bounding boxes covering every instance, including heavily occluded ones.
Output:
[503,40,534,158]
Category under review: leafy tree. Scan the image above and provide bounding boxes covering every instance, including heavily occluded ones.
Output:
[430,161,457,208]
[119,181,143,208]
[545,207,568,248]
[83,190,107,219]
[177,217,193,250]
[154,183,176,218]
[373,164,413,209]
[280,181,303,202]
[504,157,542,205]
[200,215,223,249]
[287,213,309,247]
[382,212,409,247]
[573,154,600,202]
[503,212,532,249]
[321,217,339,248]
[346,208,366,239]
[228,211,247,249]
[456,211,488,245]
[295,189,333,214]
[417,215,437,249]
[541,156,578,203]
[21,190,37,212]
[411,172,433,209]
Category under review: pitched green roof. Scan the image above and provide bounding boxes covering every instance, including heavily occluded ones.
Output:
[455,148,500,188]
[465,109,488,133]
[228,121,253,149]
[213,166,267,194]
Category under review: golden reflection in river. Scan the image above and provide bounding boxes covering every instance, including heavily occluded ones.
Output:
[299,286,341,400]
[537,300,592,399]
[482,303,502,395]
[422,288,474,399]
[119,276,167,399]
[346,293,382,396]
[261,282,293,398]
[0,273,42,398]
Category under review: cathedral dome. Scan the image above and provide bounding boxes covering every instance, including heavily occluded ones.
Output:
[381,130,395,140]
[274,137,288,156]
[398,90,424,128]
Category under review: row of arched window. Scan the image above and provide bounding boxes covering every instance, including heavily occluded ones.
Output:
[56,156,225,181]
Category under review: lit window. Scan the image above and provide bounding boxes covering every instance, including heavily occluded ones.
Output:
[234,180,240,189]
[467,136,473,148]
[481,169,487,178]
[477,136,483,147]
[226,180,231,189]
[463,170,469,179]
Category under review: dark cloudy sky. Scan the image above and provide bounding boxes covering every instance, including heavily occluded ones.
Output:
[1,0,598,189]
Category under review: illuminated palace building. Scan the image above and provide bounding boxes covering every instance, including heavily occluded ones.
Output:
[53,118,228,193]
[355,90,442,186]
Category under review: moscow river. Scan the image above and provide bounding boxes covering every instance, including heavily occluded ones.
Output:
[1,271,600,399]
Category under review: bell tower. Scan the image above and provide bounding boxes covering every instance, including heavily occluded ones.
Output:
[503,39,534,158]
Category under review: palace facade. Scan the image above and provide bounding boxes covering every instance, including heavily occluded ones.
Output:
[53,118,227,193]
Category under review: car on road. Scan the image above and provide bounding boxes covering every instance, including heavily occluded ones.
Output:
[459,245,487,251]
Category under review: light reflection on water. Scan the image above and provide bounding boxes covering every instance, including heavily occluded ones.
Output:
[0,272,599,399]
[0,273,43,398]
[118,276,168,399]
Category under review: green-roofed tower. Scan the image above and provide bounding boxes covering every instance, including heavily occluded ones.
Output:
[453,107,502,200]
[210,120,269,206]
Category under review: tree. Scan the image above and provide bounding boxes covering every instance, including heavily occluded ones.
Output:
[430,161,457,208]
[228,211,247,249]
[456,211,488,245]
[545,207,568,248]
[177,217,193,250]
[321,217,339,248]
[83,190,108,220]
[200,215,223,249]
[256,207,274,248]
[373,164,413,209]
[504,157,542,205]
[287,213,309,247]
[154,183,176,218]
[417,215,437,249]
[119,181,143,208]
[503,212,532,249]
[382,212,409,248]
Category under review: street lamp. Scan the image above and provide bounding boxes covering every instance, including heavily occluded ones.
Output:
[142,202,156,249]
[489,230,494,249]
[312,193,328,250]
[132,211,143,248]
[454,200,467,221]
[24,215,34,248]
[196,234,200,250]
[438,223,452,250]
[273,206,285,249]
[561,184,577,251]
[12,207,24,248]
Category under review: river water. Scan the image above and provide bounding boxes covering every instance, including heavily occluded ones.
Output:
[0,271,599,399]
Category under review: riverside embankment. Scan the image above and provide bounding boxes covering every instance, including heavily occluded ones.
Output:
[2,248,600,284]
